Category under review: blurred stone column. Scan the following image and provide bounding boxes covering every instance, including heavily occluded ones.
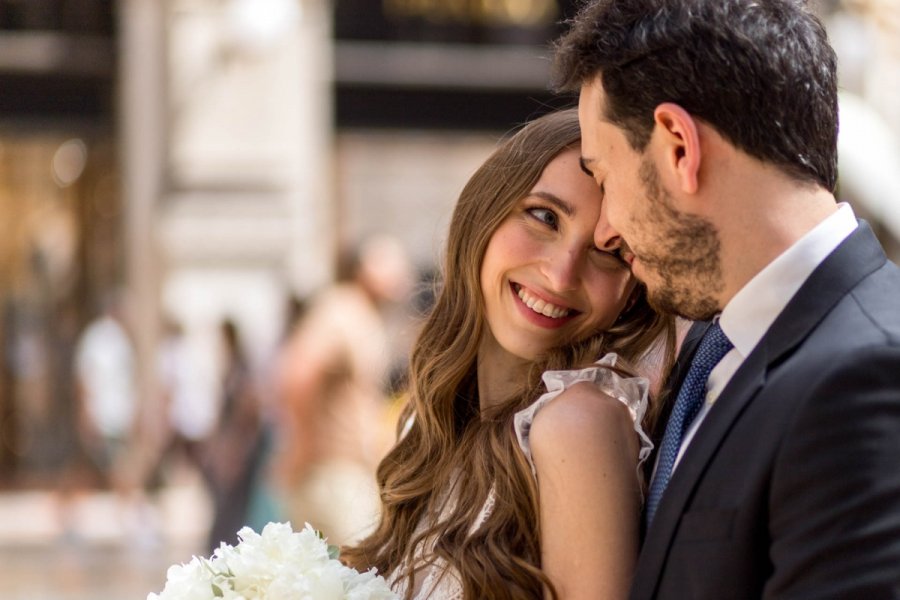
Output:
[118,0,166,431]
[117,0,336,427]
[160,0,335,370]
[860,0,900,137]
[287,0,336,293]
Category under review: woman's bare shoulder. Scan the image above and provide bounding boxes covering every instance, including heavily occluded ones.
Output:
[529,381,637,465]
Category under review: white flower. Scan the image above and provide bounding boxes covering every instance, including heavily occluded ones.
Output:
[148,523,397,600]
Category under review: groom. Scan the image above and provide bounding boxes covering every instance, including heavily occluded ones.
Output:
[554,0,900,597]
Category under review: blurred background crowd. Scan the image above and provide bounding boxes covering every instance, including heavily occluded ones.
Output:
[0,0,898,598]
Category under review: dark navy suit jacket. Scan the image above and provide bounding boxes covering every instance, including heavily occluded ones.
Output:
[631,222,900,598]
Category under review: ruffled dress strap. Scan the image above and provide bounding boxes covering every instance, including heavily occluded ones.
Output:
[513,352,653,481]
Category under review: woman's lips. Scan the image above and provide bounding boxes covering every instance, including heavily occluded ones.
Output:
[510,282,578,329]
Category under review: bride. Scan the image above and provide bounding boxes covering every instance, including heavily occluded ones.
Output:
[342,108,676,599]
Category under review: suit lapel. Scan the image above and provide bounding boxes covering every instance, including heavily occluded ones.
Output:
[632,222,888,597]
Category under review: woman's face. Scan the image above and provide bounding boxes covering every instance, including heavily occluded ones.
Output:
[479,147,637,363]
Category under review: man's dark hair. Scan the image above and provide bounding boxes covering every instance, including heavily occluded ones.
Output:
[553,0,838,191]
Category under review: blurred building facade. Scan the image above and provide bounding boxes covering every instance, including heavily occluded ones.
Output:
[0,0,118,484]
[0,0,581,489]
[0,0,898,492]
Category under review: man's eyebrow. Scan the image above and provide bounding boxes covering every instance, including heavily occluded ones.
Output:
[579,157,594,177]
[527,191,574,216]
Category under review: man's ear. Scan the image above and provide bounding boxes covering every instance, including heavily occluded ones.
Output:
[653,103,700,194]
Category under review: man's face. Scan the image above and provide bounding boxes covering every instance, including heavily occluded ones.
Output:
[578,77,724,320]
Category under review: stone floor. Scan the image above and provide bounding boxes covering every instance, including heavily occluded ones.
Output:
[0,543,194,600]
[0,475,211,600]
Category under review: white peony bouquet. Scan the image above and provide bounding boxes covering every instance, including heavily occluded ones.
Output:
[148,522,397,600]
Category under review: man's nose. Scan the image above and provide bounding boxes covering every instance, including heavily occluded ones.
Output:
[594,200,622,253]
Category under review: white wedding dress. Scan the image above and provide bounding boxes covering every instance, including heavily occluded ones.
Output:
[390,353,653,600]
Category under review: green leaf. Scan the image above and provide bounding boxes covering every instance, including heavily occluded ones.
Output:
[212,583,224,598]
[328,544,341,560]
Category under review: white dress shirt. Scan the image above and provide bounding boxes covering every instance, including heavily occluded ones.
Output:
[673,203,858,468]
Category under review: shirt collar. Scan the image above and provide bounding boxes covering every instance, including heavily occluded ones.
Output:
[720,203,857,357]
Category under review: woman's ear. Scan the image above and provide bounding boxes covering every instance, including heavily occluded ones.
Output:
[653,103,701,194]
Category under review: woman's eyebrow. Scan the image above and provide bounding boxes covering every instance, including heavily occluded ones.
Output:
[526,191,574,216]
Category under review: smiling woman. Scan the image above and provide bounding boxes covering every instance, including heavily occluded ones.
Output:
[479,146,635,379]
[341,108,676,600]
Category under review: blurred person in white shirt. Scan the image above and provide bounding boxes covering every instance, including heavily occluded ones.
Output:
[74,293,138,483]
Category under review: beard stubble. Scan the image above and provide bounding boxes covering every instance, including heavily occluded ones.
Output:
[635,158,724,321]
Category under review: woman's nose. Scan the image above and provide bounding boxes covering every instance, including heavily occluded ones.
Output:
[542,248,580,292]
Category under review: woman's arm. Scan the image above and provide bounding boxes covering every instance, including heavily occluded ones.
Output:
[530,381,642,599]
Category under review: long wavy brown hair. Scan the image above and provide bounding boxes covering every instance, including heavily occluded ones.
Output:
[342,109,675,599]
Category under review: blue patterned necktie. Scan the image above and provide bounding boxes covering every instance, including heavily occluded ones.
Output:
[645,321,733,526]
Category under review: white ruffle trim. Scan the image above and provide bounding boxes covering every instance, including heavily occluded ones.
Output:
[513,352,653,480]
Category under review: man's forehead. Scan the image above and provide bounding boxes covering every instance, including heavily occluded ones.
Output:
[578,79,611,126]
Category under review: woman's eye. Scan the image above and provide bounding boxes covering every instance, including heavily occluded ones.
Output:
[527,207,558,228]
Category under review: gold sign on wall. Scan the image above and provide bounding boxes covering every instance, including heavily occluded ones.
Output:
[383,0,558,27]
